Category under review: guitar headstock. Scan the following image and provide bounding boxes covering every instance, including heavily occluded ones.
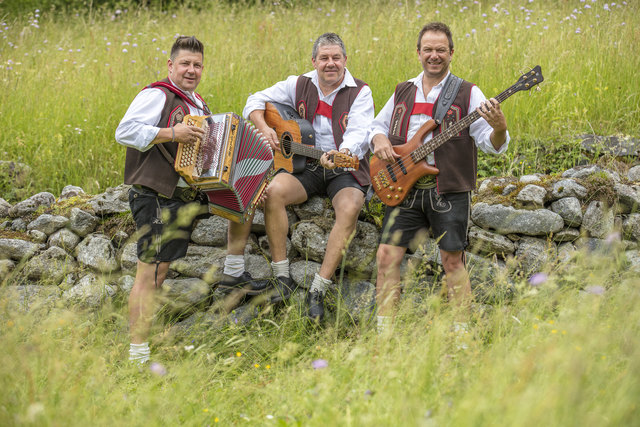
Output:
[332,152,359,170]
[512,65,544,93]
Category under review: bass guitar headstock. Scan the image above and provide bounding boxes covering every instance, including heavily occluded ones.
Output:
[512,65,544,93]
[331,152,360,170]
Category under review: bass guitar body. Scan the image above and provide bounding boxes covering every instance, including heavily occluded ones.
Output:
[264,102,316,174]
[370,120,440,206]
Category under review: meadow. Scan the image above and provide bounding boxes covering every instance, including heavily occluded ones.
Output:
[1,0,640,425]
[0,0,639,199]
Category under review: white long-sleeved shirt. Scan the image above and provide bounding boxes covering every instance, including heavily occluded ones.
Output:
[368,72,509,164]
[115,77,209,152]
[242,68,374,159]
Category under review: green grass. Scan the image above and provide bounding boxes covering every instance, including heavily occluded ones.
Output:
[1,1,640,425]
[2,244,639,425]
[0,0,639,200]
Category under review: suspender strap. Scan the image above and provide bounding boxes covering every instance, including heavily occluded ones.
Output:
[433,74,463,125]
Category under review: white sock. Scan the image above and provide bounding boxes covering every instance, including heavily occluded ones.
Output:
[309,273,331,294]
[271,259,290,278]
[129,342,150,364]
[376,315,392,334]
[224,255,244,277]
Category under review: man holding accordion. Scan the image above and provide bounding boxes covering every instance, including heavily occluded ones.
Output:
[115,36,271,364]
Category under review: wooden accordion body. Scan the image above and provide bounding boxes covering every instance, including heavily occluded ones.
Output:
[175,113,273,223]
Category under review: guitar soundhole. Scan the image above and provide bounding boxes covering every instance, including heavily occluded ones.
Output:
[281,132,293,158]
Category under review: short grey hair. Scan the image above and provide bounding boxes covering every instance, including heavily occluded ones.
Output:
[312,32,347,59]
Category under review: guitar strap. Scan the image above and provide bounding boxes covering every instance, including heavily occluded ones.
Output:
[433,74,463,125]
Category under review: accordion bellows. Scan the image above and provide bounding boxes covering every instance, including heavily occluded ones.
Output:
[175,113,273,223]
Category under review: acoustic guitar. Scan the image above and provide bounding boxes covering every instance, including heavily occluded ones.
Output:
[263,102,359,173]
[370,66,544,206]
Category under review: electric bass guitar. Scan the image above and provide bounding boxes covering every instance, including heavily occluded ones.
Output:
[370,66,544,206]
[263,102,359,173]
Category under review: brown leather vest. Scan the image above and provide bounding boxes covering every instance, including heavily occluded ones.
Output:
[295,75,371,186]
[123,78,205,197]
[387,77,477,193]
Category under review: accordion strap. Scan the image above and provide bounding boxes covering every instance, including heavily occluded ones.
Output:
[148,81,212,115]
[156,143,175,165]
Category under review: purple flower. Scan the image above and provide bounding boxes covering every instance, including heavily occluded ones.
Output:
[149,362,167,376]
[528,273,548,287]
[605,232,621,244]
[585,285,605,295]
[312,359,328,370]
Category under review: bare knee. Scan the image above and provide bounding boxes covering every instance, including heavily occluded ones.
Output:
[440,250,465,274]
[376,245,404,272]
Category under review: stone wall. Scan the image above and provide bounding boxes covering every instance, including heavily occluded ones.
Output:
[1,164,640,324]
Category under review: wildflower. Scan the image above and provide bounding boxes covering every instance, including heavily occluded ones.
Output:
[236,352,242,357]
[254,363,260,368]
[266,365,271,369]
[551,329,558,334]
[604,232,620,244]
[25,403,45,423]
[214,418,219,423]
[203,408,209,413]
[184,345,194,351]
[528,272,548,286]
[312,359,329,369]
[533,324,539,329]
[149,362,167,376]
[585,285,605,295]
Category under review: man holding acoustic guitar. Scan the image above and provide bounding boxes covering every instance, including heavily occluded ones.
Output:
[221,32,375,322]
[370,22,510,335]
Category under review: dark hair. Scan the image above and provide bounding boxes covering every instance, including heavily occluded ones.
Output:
[417,22,454,51]
[170,36,204,60]
[312,32,347,59]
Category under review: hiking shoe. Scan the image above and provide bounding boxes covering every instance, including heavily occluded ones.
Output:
[307,289,324,322]
[269,276,297,304]
[217,272,272,296]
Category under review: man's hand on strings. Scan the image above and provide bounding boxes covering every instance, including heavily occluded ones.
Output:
[372,134,400,163]
[258,126,279,151]
[477,98,507,133]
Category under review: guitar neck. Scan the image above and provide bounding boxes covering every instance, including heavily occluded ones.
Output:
[287,140,325,160]
[414,84,516,160]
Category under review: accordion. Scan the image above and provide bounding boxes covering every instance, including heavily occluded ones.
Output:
[175,113,273,223]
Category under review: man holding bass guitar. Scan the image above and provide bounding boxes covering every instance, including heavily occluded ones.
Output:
[370,22,509,333]
[220,32,375,321]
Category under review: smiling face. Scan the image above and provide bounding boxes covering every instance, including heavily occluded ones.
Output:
[168,49,203,92]
[312,44,347,92]
[417,30,453,80]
